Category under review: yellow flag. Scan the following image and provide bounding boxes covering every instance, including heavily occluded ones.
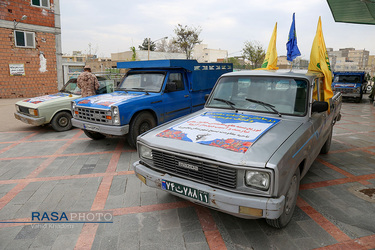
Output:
[308,17,333,104]
[261,22,279,70]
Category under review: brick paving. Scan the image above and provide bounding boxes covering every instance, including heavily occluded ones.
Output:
[0,97,374,249]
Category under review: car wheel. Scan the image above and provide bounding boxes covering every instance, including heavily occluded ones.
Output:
[128,112,156,148]
[83,129,106,140]
[51,111,72,132]
[320,126,333,154]
[266,167,300,228]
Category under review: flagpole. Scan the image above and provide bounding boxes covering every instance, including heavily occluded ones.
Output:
[290,61,293,72]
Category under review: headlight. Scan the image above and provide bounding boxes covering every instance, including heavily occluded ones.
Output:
[28,108,38,116]
[113,107,118,116]
[139,144,152,160]
[245,171,270,190]
[15,105,20,112]
[112,106,120,125]
[71,102,77,117]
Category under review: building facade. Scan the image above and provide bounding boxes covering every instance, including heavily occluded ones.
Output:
[0,0,62,98]
[328,48,370,72]
[193,44,227,63]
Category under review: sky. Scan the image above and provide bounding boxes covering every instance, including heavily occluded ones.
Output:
[60,0,375,60]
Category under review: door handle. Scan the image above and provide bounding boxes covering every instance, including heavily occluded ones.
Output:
[184,95,189,98]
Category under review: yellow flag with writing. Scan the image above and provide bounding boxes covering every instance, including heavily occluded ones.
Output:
[308,17,333,104]
[260,22,279,70]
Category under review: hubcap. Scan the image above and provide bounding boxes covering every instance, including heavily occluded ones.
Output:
[139,122,150,134]
[59,117,68,127]
[285,175,297,215]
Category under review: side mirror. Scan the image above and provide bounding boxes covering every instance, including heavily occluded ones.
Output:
[165,82,177,92]
[312,101,328,113]
[204,94,210,101]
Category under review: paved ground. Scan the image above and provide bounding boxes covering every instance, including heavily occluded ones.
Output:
[0,97,374,250]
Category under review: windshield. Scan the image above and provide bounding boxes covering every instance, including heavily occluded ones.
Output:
[334,75,361,83]
[60,76,114,95]
[207,76,308,116]
[117,72,165,92]
[60,78,81,95]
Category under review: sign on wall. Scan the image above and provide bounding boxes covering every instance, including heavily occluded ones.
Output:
[9,64,25,76]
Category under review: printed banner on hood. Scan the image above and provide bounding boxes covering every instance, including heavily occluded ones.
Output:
[77,92,142,107]
[156,112,280,153]
[23,93,69,104]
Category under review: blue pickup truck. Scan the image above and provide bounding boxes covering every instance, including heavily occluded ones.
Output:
[71,59,232,147]
[332,71,366,103]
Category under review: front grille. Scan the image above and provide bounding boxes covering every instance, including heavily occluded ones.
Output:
[76,107,112,125]
[335,88,354,94]
[152,150,237,189]
[18,105,29,114]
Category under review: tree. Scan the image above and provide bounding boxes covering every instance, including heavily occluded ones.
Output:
[138,38,155,51]
[156,38,182,53]
[130,46,137,61]
[173,24,202,59]
[242,41,266,69]
[226,57,251,70]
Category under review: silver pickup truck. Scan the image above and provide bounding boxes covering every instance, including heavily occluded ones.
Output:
[133,70,342,228]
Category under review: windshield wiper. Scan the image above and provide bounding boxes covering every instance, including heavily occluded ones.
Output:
[60,90,72,94]
[214,98,238,113]
[115,87,128,93]
[130,88,149,95]
[246,98,282,117]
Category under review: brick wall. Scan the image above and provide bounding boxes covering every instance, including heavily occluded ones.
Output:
[0,29,58,98]
[0,0,55,27]
[0,0,58,98]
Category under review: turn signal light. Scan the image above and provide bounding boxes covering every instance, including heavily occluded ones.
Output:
[106,116,112,120]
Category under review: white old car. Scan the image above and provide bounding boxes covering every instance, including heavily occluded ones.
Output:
[14,76,115,131]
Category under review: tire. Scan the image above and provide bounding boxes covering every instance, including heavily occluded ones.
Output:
[320,126,333,154]
[51,111,72,132]
[266,167,300,228]
[83,129,106,140]
[128,112,156,148]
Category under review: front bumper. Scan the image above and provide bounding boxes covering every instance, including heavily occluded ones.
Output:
[334,90,360,98]
[14,112,45,126]
[133,161,285,220]
[71,118,129,136]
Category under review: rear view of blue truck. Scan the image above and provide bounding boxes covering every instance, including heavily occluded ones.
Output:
[71,60,232,148]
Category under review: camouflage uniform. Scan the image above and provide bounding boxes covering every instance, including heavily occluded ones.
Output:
[77,72,99,97]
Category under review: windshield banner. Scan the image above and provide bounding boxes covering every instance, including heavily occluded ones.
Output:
[23,93,69,104]
[77,92,142,107]
[156,112,280,153]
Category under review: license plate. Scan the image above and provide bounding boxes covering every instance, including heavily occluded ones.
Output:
[83,124,100,132]
[162,180,209,204]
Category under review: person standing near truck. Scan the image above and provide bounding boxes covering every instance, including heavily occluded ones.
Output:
[77,66,99,97]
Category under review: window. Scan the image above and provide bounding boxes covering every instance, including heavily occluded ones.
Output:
[31,0,50,8]
[167,73,184,92]
[14,31,35,48]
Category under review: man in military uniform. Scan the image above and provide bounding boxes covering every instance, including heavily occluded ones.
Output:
[77,66,99,97]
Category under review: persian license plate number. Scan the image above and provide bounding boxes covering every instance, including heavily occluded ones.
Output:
[162,180,209,204]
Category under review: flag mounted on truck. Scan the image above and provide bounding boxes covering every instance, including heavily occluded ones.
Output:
[308,17,333,104]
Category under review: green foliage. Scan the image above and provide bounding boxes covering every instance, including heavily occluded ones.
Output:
[242,41,266,69]
[139,38,156,51]
[173,24,202,59]
[130,46,137,61]
[226,57,252,70]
